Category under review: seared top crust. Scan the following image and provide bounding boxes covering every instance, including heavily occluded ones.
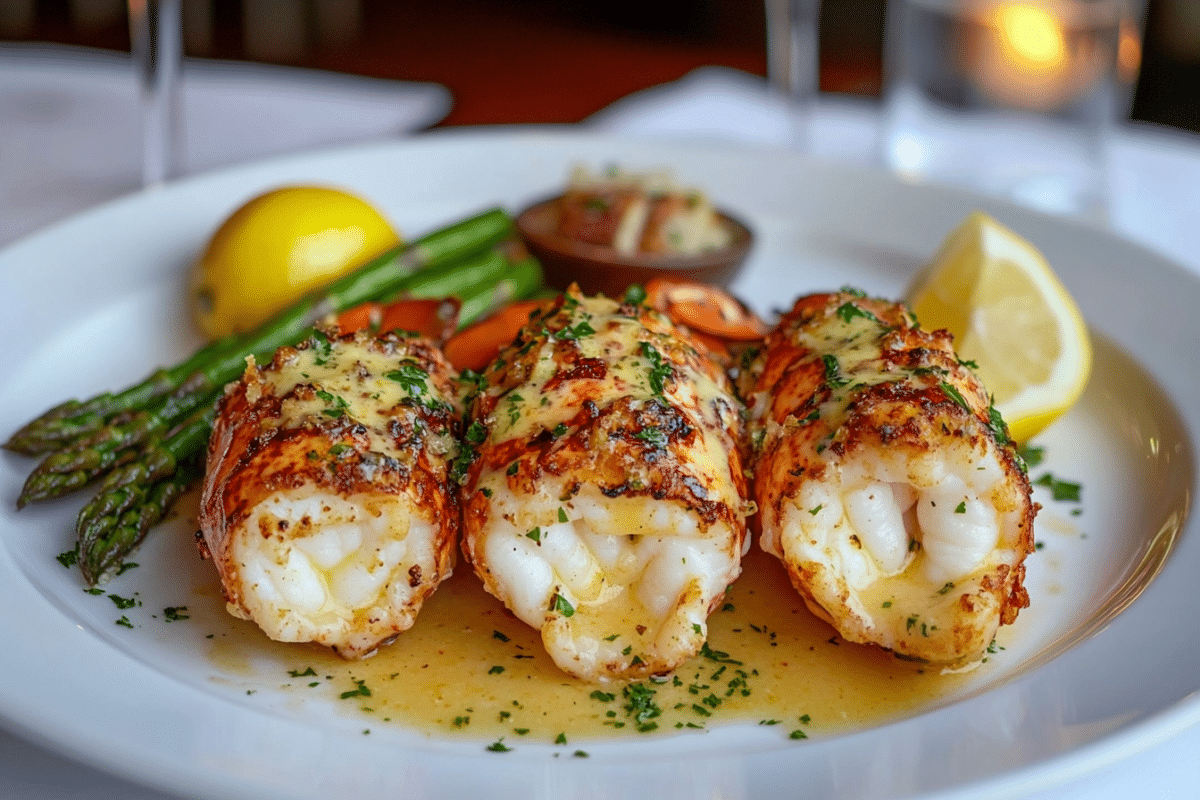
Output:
[200,330,462,561]
[738,290,1031,501]
[458,286,752,539]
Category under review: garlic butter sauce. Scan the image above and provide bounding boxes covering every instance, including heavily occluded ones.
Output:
[207,546,984,742]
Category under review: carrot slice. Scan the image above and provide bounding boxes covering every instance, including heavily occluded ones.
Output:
[644,278,768,342]
[338,297,461,344]
[336,301,381,336]
[443,299,547,372]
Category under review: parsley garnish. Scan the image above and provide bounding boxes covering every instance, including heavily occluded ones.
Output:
[108,593,139,610]
[315,389,349,418]
[1034,473,1082,502]
[556,320,596,340]
[551,592,575,617]
[623,683,662,732]
[939,381,971,411]
[465,420,488,445]
[163,606,189,621]
[836,302,878,324]
[635,426,668,448]
[821,354,850,388]
[1017,443,1046,468]
[309,330,333,365]
[340,679,371,699]
[385,361,428,396]
[639,342,672,396]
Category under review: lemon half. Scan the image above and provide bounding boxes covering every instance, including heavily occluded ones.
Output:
[905,211,1092,443]
[192,186,401,339]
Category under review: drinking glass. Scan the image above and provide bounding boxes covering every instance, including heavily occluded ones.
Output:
[881,0,1133,220]
[765,0,822,152]
[128,0,183,186]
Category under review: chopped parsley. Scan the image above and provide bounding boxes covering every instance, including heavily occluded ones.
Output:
[340,679,371,700]
[315,389,349,418]
[464,420,488,445]
[384,361,428,397]
[551,592,575,617]
[938,381,971,412]
[309,330,333,365]
[634,426,668,448]
[836,301,878,324]
[108,593,139,610]
[1017,443,1046,468]
[638,342,672,396]
[821,354,850,388]
[623,683,663,732]
[555,320,596,341]
[1034,473,1082,502]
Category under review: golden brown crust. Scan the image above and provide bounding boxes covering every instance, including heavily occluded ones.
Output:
[742,291,1036,664]
[198,330,461,655]
[458,286,751,680]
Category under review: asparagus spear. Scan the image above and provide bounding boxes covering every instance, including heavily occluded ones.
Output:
[6,207,513,455]
[19,243,526,510]
[77,457,206,586]
[17,402,171,508]
[456,254,544,326]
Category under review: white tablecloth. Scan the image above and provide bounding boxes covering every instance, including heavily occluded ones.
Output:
[2,56,1198,799]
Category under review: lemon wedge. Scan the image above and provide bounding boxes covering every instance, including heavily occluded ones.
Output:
[192,186,401,339]
[905,211,1092,443]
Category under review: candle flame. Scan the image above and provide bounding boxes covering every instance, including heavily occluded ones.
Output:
[991,3,1067,72]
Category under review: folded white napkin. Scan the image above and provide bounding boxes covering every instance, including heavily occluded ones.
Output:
[587,65,882,164]
[0,43,450,246]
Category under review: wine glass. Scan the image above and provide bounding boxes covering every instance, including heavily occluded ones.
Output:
[127,0,183,186]
[765,0,822,152]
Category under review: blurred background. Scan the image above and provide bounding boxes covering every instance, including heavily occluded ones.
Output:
[1,0,1197,132]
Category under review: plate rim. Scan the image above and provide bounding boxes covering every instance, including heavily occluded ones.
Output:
[1,127,1198,800]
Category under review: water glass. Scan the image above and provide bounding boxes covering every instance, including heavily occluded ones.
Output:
[881,0,1131,219]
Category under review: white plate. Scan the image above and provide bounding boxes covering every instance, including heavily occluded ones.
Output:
[0,130,1196,800]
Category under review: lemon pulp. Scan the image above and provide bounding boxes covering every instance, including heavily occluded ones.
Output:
[905,211,1092,443]
[192,186,401,339]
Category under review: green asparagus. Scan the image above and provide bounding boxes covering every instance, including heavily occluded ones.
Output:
[68,243,546,584]
[6,207,514,455]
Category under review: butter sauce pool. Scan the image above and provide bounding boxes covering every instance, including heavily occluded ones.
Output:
[205,546,987,744]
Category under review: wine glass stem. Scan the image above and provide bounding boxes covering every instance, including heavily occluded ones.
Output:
[766,0,821,151]
[129,0,183,186]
